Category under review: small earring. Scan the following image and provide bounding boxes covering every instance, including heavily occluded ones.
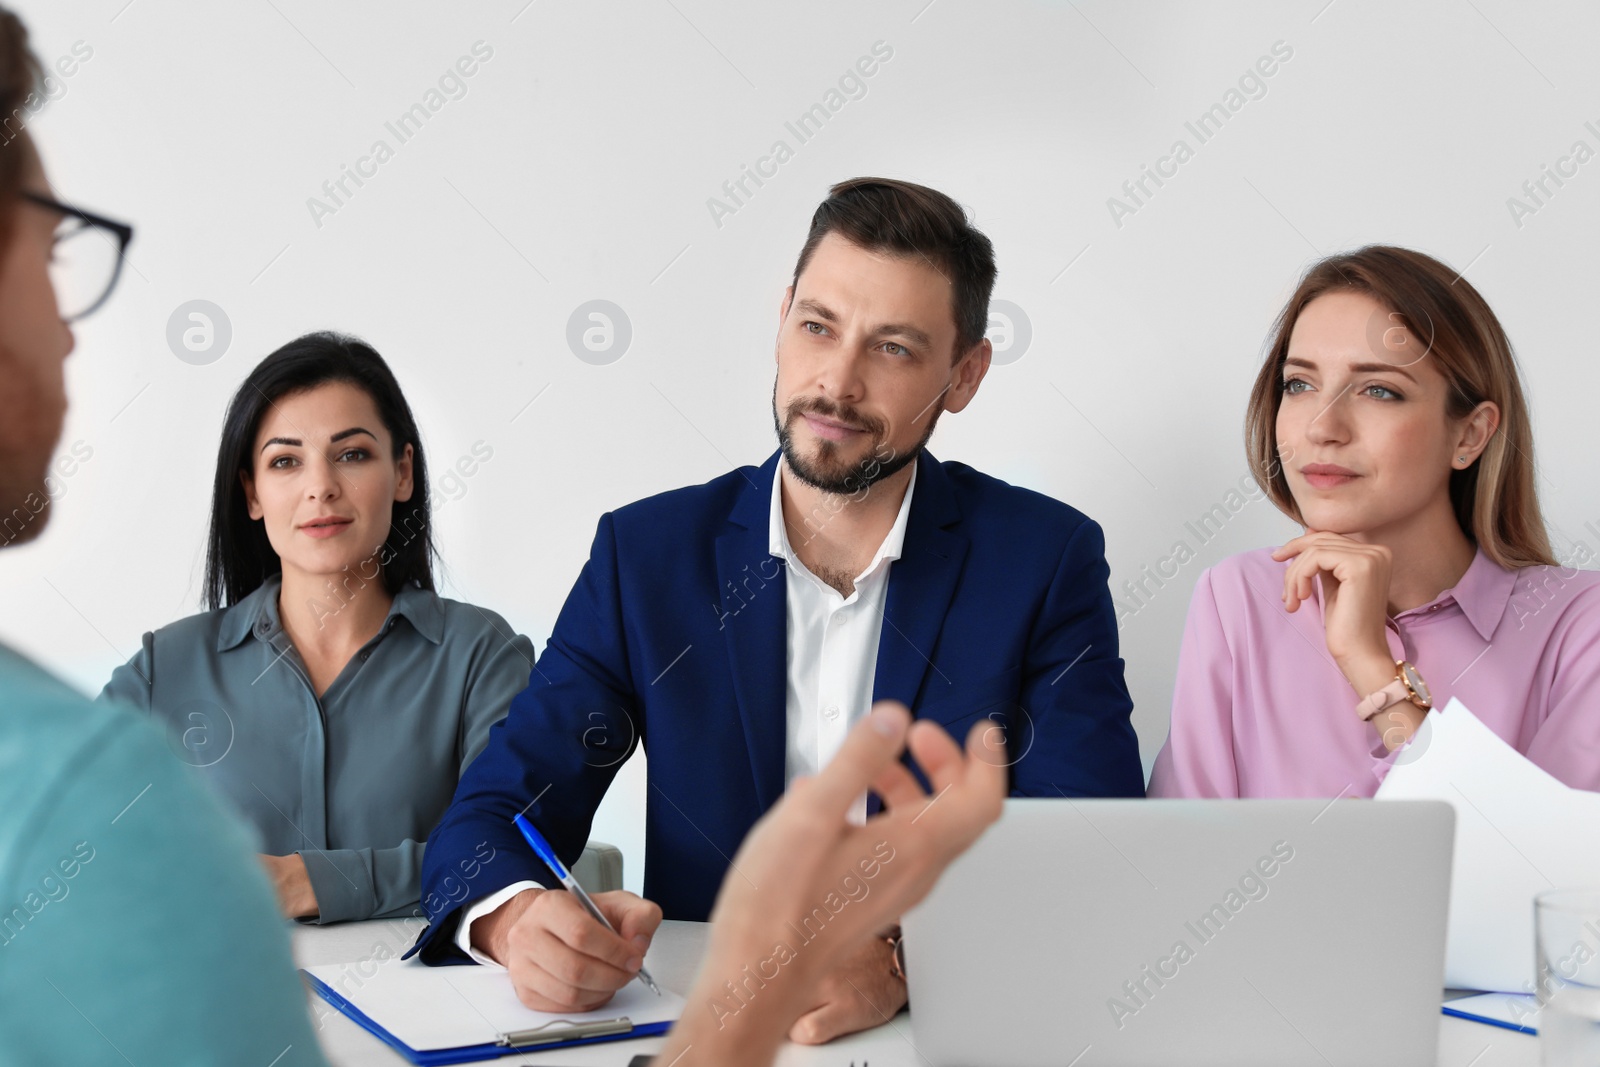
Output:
[1457,456,1468,466]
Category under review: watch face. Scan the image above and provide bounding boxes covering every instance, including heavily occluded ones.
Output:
[1401,662,1431,705]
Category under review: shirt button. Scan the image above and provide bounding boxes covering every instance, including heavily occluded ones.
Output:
[825,704,840,720]
[359,650,370,661]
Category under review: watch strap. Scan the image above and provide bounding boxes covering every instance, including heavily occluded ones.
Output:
[1357,677,1410,722]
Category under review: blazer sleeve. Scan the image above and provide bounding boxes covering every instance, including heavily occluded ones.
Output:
[1147,568,1241,797]
[1012,517,1145,799]
[410,514,639,964]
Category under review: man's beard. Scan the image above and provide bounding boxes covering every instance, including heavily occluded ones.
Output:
[771,384,943,496]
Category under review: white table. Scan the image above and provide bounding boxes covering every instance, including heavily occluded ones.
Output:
[294,919,1540,1066]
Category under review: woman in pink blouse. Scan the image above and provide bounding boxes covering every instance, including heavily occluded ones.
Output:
[1149,245,1600,799]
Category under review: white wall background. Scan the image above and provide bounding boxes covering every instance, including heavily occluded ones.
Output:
[6,0,1599,894]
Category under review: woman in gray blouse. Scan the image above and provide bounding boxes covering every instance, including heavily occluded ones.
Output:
[100,331,535,924]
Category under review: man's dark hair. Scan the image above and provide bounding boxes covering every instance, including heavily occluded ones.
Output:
[0,7,43,254]
[790,177,997,361]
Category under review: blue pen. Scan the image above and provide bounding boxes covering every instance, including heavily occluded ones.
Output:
[512,813,661,995]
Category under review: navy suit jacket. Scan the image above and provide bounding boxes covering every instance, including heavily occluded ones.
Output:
[410,450,1142,962]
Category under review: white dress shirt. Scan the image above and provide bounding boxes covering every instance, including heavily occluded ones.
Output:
[456,459,917,965]
[774,457,915,824]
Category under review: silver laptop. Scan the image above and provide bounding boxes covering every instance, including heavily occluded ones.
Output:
[902,798,1454,1067]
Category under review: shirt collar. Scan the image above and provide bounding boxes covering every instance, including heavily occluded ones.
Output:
[768,456,918,580]
[1443,546,1519,641]
[216,573,445,651]
[1308,544,1516,643]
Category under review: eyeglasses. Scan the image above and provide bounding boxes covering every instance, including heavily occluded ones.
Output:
[20,191,135,323]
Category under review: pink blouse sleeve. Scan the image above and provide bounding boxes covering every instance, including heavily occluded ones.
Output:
[1523,590,1600,791]
[1149,568,1241,798]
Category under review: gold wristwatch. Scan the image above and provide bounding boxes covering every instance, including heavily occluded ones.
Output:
[1356,660,1432,722]
[884,926,906,981]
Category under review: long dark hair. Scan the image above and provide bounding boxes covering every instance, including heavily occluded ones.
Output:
[203,331,436,610]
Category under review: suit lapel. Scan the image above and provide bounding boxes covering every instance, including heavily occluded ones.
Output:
[872,451,969,711]
[716,452,787,813]
[718,451,969,816]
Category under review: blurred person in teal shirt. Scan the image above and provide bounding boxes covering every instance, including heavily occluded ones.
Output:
[0,8,328,1065]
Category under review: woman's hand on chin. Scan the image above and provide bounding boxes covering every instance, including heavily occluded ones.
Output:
[1271,530,1398,695]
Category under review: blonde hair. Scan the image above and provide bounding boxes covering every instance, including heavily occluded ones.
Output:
[1244,245,1555,569]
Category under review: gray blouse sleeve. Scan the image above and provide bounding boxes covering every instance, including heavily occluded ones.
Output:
[300,843,425,923]
[459,628,538,772]
[97,632,156,712]
[300,623,536,924]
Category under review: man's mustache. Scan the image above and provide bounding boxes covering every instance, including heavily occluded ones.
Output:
[785,398,884,437]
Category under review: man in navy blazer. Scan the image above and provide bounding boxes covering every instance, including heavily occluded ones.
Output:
[413,177,1144,1043]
